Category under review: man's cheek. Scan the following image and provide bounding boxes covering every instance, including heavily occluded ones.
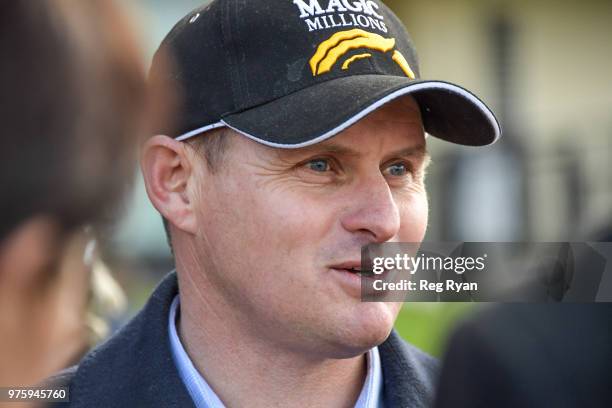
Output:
[264,201,330,258]
[398,195,429,241]
[262,191,327,227]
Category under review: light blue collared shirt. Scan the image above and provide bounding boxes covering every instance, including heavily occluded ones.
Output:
[168,296,385,408]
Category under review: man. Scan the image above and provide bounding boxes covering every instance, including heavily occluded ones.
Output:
[52,1,500,407]
[0,0,146,389]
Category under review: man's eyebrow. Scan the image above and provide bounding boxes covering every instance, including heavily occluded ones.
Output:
[294,143,362,157]
[288,143,428,159]
[383,144,429,161]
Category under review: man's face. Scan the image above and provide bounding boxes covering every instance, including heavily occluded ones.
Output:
[189,97,429,357]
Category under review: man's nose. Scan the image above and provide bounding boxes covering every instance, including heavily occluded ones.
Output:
[340,174,401,243]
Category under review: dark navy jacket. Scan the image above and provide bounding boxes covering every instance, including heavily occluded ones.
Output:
[49,272,438,407]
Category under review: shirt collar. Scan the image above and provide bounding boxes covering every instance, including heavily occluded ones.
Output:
[168,295,384,408]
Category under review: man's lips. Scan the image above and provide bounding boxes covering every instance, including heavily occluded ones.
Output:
[329,261,379,277]
[330,261,361,271]
[330,261,361,273]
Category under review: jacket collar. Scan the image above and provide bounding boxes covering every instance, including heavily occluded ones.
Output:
[68,272,436,407]
[379,329,438,407]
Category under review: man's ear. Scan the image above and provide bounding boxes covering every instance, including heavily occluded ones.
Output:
[141,135,199,235]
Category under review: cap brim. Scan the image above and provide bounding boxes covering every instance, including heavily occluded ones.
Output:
[215,75,500,147]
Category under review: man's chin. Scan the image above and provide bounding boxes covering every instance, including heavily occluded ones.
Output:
[327,304,400,358]
[328,328,394,359]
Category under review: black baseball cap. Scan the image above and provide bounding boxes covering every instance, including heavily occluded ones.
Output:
[150,0,501,147]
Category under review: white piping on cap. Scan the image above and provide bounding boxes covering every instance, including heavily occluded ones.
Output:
[175,81,501,148]
[175,121,225,141]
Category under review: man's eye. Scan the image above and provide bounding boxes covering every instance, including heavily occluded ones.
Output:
[385,162,410,177]
[306,158,331,173]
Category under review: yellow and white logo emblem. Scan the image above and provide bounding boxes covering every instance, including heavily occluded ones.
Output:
[309,28,415,79]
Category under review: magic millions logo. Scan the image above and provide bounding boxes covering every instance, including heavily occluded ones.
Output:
[293,0,389,33]
[309,29,415,79]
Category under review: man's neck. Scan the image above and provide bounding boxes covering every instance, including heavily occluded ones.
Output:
[176,287,367,408]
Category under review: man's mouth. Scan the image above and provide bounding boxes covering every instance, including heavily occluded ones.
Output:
[331,264,376,277]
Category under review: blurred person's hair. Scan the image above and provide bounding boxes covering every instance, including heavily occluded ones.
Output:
[0,0,149,386]
[0,0,147,244]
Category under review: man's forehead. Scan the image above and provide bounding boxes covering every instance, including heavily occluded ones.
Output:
[272,129,427,161]
[312,97,425,153]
